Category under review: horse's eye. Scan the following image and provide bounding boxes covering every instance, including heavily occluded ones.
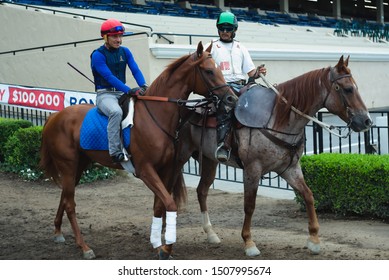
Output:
[205,69,214,75]
[343,87,353,94]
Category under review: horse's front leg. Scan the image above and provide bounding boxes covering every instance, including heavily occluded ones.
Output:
[197,157,220,244]
[140,169,178,260]
[152,196,174,260]
[282,169,320,254]
[241,167,262,257]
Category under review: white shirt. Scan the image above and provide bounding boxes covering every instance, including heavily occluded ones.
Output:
[209,39,256,83]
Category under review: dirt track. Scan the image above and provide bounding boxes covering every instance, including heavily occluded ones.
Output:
[0,172,388,260]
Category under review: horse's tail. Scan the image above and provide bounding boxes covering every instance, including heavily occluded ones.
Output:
[170,168,187,210]
[39,113,61,185]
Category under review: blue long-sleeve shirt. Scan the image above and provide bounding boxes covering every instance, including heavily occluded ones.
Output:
[91,45,146,93]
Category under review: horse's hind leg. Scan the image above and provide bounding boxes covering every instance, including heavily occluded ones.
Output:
[53,157,88,243]
[53,191,66,243]
[60,172,96,259]
[52,153,95,259]
[197,157,220,244]
[282,168,320,255]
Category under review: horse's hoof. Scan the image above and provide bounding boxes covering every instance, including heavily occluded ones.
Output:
[53,234,65,243]
[307,239,320,255]
[83,249,96,259]
[207,233,221,244]
[158,248,172,260]
[245,246,261,257]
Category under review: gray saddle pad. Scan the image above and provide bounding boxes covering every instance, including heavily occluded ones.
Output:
[235,85,276,128]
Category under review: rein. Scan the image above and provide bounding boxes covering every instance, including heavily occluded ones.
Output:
[139,96,214,142]
[260,72,352,139]
[137,95,212,106]
[137,51,231,142]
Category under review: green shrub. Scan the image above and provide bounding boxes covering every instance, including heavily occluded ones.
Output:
[0,123,117,183]
[298,153,389,219]
[0,118,33,161]
[4,126,43,168]
[79,165,117,184]
[2,126,44,180]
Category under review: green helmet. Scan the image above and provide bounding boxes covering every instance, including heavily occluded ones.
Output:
[216,11,238,31]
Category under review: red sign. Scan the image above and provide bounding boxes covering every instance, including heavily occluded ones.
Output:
[8,87,65,111]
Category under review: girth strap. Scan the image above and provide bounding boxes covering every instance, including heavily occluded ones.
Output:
[259,128,304,177]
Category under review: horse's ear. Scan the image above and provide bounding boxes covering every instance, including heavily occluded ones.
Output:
[197,41,204,57]
[344,55,350,67]
[205,41,213,53]
[336,55,345,70]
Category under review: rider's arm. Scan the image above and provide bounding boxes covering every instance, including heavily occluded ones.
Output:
[124,47,147,87]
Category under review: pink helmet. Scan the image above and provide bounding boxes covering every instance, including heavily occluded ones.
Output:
[100,19,125,37]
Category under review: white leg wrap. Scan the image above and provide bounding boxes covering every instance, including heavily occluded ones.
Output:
[165,211,177,245]
[201,211,212,233]
[201,211,221,244]
[150,216,163,248]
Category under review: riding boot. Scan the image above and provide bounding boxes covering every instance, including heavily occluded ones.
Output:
[215,109,233,162]
[215,90,238,162]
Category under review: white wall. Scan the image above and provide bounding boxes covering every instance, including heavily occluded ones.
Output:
[1,3,389,109]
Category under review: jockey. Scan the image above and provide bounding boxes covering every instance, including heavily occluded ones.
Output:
[210,11,267,162]
[91,18,148,163]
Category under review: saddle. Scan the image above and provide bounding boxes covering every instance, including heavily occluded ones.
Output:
[189,84,277,167]
[189,84,276,129]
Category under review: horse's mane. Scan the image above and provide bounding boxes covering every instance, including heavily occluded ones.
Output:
[272,67,332,129]
[148,52,204,96]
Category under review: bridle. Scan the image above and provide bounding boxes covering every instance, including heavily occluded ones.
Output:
[324,67,354,133]
[139,51,235,142]
[192,52,234,107]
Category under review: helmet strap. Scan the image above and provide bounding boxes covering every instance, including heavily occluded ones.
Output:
[103,35,108,43]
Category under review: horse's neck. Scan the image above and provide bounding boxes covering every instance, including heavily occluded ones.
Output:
[269,69,328,135]
[142,83,193,136]
[268,110,311,137]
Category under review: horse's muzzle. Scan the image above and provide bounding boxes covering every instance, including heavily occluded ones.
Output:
[223,94,239,106]
[349,111,373,132]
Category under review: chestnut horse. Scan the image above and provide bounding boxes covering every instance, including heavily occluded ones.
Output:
[39,42,236,259]
[170,56,372,257]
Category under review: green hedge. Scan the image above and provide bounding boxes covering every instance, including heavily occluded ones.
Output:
[0,118,33,162]
[0,119,116,182]
[298,153,389,219]
[2,126,43,179]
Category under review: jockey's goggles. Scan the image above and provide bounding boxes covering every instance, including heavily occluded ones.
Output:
[217,25,234,32]
[102,25,125,35]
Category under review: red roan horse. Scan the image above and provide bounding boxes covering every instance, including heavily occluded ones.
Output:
[170,56,372,257]
[39,42,236,259]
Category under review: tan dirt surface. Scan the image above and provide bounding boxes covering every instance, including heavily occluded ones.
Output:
[0,172,388,260]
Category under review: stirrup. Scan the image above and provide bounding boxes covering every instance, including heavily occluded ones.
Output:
[111,153,125,163]
[215,144,230,162]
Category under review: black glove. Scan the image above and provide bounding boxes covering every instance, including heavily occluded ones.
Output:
[128,85,148,96]
[128,87,141,96]
[139,84,148,96]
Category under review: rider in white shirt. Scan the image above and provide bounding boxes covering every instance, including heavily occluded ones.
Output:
[211,11,267,162]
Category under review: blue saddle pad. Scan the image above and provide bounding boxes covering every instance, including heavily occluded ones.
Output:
[80,107,130,150]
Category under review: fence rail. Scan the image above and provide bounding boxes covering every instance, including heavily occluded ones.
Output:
[1,104,388,191]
